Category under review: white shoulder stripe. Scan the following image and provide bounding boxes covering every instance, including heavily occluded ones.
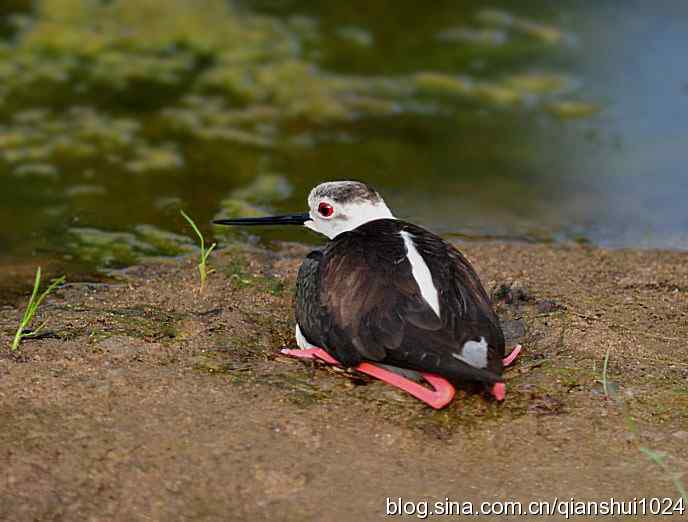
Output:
[400,231,440,318]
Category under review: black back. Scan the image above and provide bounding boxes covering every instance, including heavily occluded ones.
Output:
[295,219,505,385]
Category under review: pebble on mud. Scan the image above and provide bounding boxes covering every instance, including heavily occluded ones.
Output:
[536,299,564,313]
[501,318,527,342]
[492,280,531,304]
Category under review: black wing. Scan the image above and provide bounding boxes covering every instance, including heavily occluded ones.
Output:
[295,249,325,348]
[297,219,505,386]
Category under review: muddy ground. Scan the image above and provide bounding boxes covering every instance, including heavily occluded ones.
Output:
[1,241,687,521]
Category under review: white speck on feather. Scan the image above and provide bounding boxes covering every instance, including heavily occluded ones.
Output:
[400,231,440,318]
[452,337,488,368]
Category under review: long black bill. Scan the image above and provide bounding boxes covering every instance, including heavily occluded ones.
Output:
[213,213,310,227]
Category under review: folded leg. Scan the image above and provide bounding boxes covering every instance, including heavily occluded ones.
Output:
[281,344,524,406]
[356,363,455,409]
[281,348,454,409]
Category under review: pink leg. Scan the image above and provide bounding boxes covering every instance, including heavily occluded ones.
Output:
[356,363,455,409]
[503,344,522,367]
[281,346,519,405]
[492,382,506,401]
[281,348,455,409]
[281,347,339,364]
[491,344,523,400]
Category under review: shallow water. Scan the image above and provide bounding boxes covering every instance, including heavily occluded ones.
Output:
[1,0,687,284]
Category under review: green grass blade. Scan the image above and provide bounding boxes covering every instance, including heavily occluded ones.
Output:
[22,320,48,338]
[11,324,23,351]
[202,242,217,264]
[602,346,611,397]
[640,447,688,503]
[10,268,64,351]
[180,209,204,249]
[180,210,215,291]
[33,276,66,312]
[21,267,42,324]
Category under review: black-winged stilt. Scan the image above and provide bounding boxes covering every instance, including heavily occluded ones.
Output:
[214,181,521,408]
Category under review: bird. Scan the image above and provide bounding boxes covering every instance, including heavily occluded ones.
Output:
[214,180,521,408]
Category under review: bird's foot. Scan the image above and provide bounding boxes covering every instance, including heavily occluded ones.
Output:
[503,344,522,367]
[357,363,455,409]
[491,382,506,401]
[280,348,455,409]
[280,345,523,406]
[491,344,523,401]
[280,347,339,364]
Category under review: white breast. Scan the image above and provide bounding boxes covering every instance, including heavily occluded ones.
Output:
[400,231,440,318]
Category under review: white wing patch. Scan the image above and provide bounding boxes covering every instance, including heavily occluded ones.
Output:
[295,324,316,349]
[400,231,440,318]
[452,337,488,368]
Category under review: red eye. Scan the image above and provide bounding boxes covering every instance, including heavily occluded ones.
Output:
[318,202,334,217]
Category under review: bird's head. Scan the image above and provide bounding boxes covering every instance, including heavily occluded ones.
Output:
[214,180,395,239]
[304,181,394,238]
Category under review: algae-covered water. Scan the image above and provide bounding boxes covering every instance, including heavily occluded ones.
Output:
[1,0,687,280]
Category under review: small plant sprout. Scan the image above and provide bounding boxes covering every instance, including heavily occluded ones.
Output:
[602,346,611,398]
[11,267,65,351]
[640,447,688,504]
[180,209,216,291]
[595,347,620,399]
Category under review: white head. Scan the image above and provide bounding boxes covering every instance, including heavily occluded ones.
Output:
[304,181,396,239]
[213,180,395,239]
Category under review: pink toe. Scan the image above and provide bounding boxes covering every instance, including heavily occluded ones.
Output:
[356,363,455,409]
[503,344,522,367]
[281,347,341,365]
[421,373,456,408]
[282,349,459,408]
[281,348,319,359]
[492,382,506,401]
[281,347,342,366]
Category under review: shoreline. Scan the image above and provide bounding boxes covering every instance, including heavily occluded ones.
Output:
[1,240,687,520]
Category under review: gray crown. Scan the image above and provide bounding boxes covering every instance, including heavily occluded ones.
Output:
[309,181,381,205]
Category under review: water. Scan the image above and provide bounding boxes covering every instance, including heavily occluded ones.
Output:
[1,0,687,289]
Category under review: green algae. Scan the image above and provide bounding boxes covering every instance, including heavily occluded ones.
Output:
[0,0,602,273]
[12,163,59,179]
[505,73,573,95]
[215,199,267,223]
[476,8,565,45]
[1,107,145,168]
[335,26,374,48]
[414,72,525,106]
[126,145,184,173]
[0,1,586,132]
[99,306,179,341]
[230,174,293,204]
[67,225,194,269]
[547,100,601,119]
[134,224,195,256]
[64,184,106,198]
[213,174,293,236]
[414,70,581,107]
[437,27,508,47]
[218,250,286,296]
[414,72,474,98]
[161,96,280,147]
